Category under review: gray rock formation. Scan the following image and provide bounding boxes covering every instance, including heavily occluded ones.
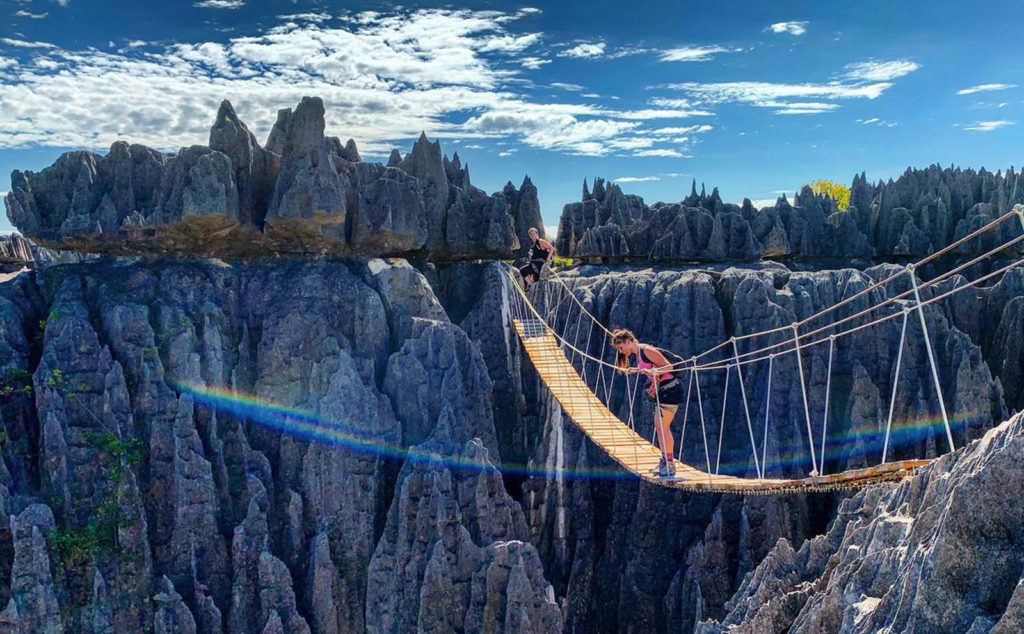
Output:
[366,435,558,634]
[5,98,524,259]
[0,258,558,632]
[8,504,63,634]
[557,173,1024,263]
[696,410,1024,633]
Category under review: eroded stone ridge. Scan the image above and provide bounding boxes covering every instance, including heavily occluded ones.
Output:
[695,410,1024,633]
[557,171,1024,262]
[5,98,525,259]
[0,234,88,272]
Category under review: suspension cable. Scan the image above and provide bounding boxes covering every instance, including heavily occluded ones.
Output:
[716,364,730,475]
[761,354,774,475]
[882,309,911,463]
[732,338,762,479]
[819,335,835,476]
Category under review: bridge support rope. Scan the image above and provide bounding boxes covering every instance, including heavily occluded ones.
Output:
[677,366,694,463]
[820,335,835,476]
[693,359,713,475]
[792,324,819,475]
[732,338,763,480]
[883,309,911,463]
[762,354,774,476]
[716,365,731,475]
[909,267,956,453]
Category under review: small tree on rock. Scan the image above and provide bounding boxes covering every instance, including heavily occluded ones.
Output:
[807,180,851,210]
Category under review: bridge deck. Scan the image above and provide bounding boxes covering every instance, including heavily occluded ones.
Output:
[514,319,931,494]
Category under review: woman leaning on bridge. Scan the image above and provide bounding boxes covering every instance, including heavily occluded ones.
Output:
[612,329,683,478]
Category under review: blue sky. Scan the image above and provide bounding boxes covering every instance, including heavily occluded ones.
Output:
[0,0,1021,235]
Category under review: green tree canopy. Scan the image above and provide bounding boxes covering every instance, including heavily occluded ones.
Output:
[806,180,851,210]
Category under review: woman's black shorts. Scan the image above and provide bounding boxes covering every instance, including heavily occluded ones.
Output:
[519,261,544,280]
[648,377,684,406]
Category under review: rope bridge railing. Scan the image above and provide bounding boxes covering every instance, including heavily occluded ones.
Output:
[504,205,1024,484]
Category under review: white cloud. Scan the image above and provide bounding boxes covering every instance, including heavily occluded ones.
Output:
[616,107,713,119]
[767,21,808,35]
[662,66,907,115]
[558,41,605,59]
[0,57,17,69]
[1,37,56,48]
[520,56,550,69]
[842,60,919,82]
[606,46,650,59]
[194,0,245,8]
[498,149,516,156]
[0,8,708,159]
[464,107,639,155]
[614,176,660,182]
[659,45,734,62]
[763,101,839,114]
[957,83,1016,95]
[857,117,897,127]
[749,198,778,208]
[963,120,1015,132]
[55,0,69,6]
[633,148,685,157]
[645,124,713,134]
[550,82,584,92]
[14,9,48,18]
[0,9,548,152]
[276,12,332,23]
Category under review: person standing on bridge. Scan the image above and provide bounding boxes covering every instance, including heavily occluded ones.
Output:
[518,227,556,289]
[612,329,683,478]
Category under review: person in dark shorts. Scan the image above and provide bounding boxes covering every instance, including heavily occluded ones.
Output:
[612,329,684,478]
[518,227,555,288]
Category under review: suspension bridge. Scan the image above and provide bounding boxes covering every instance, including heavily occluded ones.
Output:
[506,205,1024,494]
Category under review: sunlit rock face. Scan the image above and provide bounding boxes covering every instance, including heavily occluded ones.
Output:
[4,97,522,260]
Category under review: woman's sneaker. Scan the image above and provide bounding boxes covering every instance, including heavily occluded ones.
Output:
[651,455,666,475]
[655,460,676,478]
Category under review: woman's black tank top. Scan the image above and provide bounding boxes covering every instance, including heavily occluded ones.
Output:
[529,239,547,262]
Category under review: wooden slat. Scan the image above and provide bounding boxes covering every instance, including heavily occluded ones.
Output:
[513,319,932,494]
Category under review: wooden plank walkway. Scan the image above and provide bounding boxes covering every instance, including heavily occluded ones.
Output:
[514,319,932,494]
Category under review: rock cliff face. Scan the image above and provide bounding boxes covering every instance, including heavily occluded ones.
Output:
[557,170,1024,263]
[0,259,560,633]
[4,98,522,260]
[694,410,1024,634]
[0,252,1022,632]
